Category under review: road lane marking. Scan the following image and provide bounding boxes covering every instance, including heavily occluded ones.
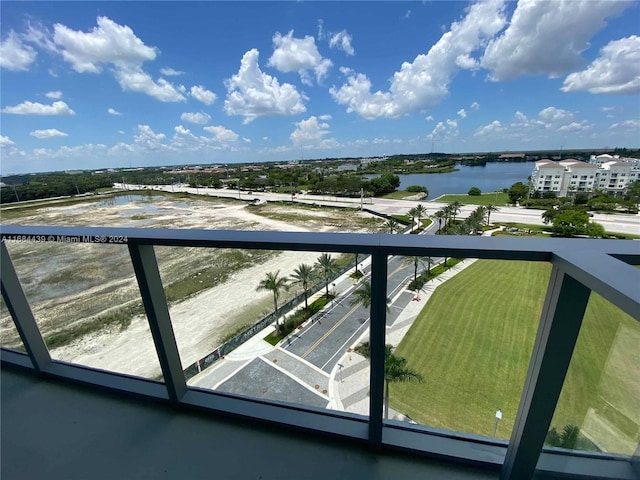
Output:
[301,302,362,359]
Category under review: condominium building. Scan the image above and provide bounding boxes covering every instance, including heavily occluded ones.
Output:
[530,156,639,197]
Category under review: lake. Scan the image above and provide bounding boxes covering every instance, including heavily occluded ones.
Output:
[396,162,534,199]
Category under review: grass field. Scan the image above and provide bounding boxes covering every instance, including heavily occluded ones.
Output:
[391,260,639,453]
[434,192,510,206]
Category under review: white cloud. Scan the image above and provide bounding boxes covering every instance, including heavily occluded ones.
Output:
[30,128,68,139]
[329,30,355,56]
[114,66,186,102]
[45,90,63,99]
[134,124,166,150]
[538,106,573,123]
[290,116,331,145]
[482,0,632,80]
[474,120,504,136]
[190,85,217,105]
[562,36,640,95]
[610,119,640,130]
[0,135,16,147]
[330,0,507,119]
[107,108,122,115]
[446,119,458,128]
[2,100,75,115]
[243,137,252,143]
[457,109,467,118]
[181,111,211,125]
[268,31,333,84]
[224,49,306,123]
[204,125,239,143]
[160,67,184,76]
[404,10,412,19]
[318,114,332,121]
[0,31,37,71]
[470,101,480,111]
[601,106,615,112]
[425,115,434,121]
[557,121,591,133]
[53,16,157,73]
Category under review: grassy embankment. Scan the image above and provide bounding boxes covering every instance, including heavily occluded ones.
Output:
[435,192,510,206]
[391,259,638,451]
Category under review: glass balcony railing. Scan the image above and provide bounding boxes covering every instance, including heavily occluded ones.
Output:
[0,225,638,480]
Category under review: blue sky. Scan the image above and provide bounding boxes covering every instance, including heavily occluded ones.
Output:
[1,1,639,174]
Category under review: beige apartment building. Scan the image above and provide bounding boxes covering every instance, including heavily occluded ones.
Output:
[530,154,639,197]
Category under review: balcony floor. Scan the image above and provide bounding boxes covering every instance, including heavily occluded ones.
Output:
[1,366,510,480]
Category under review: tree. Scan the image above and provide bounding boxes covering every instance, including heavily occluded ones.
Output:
[508,182,530,204]
[447,201,462,223]
[256,271,289,333]
[383,217,400,233]
[468,186,482,196]
[434,209,446,232]
[315,253,338,298]
[551,209,605,237]
[485,204,499,225]
[414,204,427,230]
[407,207,418,233]
[290,263,316,310]
[383,345,423,419]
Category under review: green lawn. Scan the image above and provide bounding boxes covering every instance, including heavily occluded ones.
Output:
[391,260,639,452]
[434,192,510,206]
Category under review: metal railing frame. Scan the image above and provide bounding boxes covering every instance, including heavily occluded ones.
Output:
[1,225,638,480]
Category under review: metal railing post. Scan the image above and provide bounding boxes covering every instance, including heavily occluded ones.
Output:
[368,251,388,450]
[0,241,51,372]
[502,265,591,479]
[128,243,187,406]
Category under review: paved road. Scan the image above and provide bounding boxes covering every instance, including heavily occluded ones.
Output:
[199,250,426,407]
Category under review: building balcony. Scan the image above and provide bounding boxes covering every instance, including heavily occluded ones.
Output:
[1,225,639,480]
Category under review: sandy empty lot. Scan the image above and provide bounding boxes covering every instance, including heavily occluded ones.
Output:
[1,192,382,378]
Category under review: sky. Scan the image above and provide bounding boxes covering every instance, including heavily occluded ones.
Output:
[1,1,639,175]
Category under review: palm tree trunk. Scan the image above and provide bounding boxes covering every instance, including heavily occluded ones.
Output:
[384,380,390,420]
[413,259,418,282]
[273,295,280,332]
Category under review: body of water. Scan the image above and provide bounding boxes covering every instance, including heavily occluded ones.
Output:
[396,162,534,199]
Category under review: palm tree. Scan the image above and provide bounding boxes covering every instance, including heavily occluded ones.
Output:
[448,201,462,223]
[414,204,427,230]
[350,280,391,311]
[383,217,400,234]
[316,253,338,298]
[256,270,289,333]
[433,209,446,233]
[403,256,428,283]
[424,256,434,276]
[291,263,316,310]
[407,207,418,233]
[485,204,499,226]
[384,344,423,419]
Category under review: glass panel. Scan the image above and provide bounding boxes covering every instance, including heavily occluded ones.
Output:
[545,293,639,455]
[182,247,370,416]
[2,240,163,381]
[0,296,26,353]
[386,259,548,440]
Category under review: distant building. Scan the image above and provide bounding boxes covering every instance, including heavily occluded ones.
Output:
[530,156,639,197]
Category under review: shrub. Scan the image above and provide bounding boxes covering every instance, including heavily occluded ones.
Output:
[406,185,427,193]
[468,186,482,196]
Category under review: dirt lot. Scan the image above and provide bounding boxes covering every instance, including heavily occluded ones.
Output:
[1,192,382,378]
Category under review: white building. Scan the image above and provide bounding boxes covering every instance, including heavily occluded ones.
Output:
[530,156,639,197]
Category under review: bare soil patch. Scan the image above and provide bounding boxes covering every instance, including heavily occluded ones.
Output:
[1,192,381,378]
